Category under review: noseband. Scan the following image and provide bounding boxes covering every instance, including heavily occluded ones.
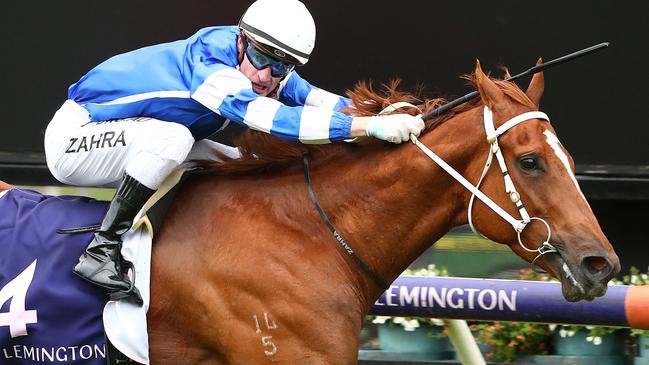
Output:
[411,106,559,266]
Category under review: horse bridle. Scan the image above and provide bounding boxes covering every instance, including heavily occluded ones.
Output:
[303,105,560,290]
[411,106,559,266]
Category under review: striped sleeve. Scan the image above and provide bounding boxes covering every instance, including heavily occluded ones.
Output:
[279,72,351,111]
[191,65,352,143]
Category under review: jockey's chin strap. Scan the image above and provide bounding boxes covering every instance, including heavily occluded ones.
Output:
[410,106,559,267]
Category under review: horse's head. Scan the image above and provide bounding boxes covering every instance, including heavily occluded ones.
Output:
[469,60,620,301]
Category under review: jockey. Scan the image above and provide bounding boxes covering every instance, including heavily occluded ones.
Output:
[44,0,424,296]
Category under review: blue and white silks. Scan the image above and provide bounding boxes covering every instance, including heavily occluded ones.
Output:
[69,26,352,143]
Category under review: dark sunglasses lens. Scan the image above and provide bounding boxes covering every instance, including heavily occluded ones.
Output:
[270,63,293,77]
[246,43,293,77]
[247,46,269,68]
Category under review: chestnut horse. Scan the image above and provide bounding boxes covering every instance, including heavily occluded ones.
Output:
[144,61,619,364]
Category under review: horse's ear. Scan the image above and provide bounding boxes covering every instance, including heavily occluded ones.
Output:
[475,59,507,111]
[526,57,545,108]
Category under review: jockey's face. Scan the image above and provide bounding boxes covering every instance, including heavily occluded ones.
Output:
[237,36,284,96]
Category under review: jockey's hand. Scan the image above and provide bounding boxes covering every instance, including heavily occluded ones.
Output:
[365,114,425,144]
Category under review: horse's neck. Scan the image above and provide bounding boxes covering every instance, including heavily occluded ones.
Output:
[307,107,485,297]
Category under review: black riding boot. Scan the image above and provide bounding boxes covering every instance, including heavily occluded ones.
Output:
[73,174,155,292]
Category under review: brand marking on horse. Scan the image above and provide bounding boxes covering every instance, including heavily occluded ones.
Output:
[543,130,587,203]
[253,313,278,357]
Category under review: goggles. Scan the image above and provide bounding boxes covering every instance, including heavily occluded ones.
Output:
[243,37,295,78]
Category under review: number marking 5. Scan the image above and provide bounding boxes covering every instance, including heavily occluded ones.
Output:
[262,335,277,356]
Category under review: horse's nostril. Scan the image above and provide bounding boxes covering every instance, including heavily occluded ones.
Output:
[582,256,611,277]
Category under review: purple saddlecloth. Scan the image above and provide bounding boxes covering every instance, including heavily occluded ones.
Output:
[0,189,108,364]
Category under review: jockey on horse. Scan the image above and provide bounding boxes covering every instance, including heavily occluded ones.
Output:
[43,0,425,299]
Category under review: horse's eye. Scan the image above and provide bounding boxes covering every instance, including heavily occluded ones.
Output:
[520,156,538,171]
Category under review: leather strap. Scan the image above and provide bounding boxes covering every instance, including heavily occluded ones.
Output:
[303,153,389,290]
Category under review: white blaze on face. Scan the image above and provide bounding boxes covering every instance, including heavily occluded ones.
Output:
[543,130,587,203]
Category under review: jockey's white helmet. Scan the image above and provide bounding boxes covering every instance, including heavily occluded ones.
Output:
[239,0,316,66]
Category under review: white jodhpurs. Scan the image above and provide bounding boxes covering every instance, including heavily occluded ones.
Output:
[44,100,197,189]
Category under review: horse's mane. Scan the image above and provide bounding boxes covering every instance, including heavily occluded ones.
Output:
[200,72,534,175]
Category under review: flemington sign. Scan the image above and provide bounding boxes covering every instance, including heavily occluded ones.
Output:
[374,278,517,313]
[369,276,649,329]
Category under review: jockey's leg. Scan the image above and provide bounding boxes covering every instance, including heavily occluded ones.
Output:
[44,100,194,291]
[184,138,241,163]
[73,174,155,292]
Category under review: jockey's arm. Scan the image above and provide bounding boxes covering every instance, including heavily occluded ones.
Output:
[191,65,423,144]
[278,71,425,143]
[277,71,351,111]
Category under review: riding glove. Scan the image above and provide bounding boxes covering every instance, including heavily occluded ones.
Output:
[366,114,426,144]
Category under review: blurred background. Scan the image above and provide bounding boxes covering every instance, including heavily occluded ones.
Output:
[1,0,647,277]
